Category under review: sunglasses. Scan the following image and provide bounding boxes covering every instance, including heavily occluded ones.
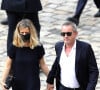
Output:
[61,32,72,36]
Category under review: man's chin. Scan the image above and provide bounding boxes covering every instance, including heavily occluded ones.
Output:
[64,41,69,45]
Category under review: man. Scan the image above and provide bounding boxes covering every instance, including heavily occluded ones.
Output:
[67,0,100,25]
[47,21,99,90]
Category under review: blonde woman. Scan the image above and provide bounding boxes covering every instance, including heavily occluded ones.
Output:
[1,19,49,90]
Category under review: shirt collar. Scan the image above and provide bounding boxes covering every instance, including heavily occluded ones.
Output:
[63,40,76,50]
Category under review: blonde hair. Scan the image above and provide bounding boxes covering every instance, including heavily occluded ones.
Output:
[13,19,40,49]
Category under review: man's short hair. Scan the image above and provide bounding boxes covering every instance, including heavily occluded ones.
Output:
[62,21,77,32]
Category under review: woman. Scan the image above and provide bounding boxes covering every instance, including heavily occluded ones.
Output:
[0,19,49,90]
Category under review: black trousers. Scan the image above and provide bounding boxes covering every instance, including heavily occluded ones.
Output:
[6,11,40,54]
[74,0,100,18]
[59,83,81,90]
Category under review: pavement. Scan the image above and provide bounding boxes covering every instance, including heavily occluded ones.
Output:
[0,0,100,90]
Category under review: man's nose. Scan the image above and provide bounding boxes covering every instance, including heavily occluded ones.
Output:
[64,34,68,37]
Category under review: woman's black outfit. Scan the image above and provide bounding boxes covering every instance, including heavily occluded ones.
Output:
[8,44,45,90]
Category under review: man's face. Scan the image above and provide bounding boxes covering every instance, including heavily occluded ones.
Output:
[61,25,78,45]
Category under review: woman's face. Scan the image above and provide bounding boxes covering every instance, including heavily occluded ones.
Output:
[19,27,30,42]
[19,27,30,35]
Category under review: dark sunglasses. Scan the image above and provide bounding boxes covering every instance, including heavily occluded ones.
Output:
[61,32,72,36]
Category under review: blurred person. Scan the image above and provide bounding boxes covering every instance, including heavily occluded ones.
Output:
[1,0,42,54]
[67,0,100,25]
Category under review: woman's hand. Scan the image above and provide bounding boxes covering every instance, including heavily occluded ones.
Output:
[0,81,7,90]
[1,57,12,90]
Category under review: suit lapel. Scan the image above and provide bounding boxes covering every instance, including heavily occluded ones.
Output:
[56,42,64,63]
[75,40,82,75]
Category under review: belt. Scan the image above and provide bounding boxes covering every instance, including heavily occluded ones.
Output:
[59,83,80,90]
[65,87,80,90]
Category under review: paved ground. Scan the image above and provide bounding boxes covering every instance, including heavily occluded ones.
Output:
[0,0,100,90]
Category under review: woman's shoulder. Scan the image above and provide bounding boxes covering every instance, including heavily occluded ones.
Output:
[7,43,17,58]
[34,43,45,52]
[7,43,18,54]
[9,43,17,50]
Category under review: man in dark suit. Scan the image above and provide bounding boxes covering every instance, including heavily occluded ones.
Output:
[47,21,99,90]
[1,0,42,54]
[67,0,100,26]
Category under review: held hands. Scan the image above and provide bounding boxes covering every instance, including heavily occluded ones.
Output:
[47,83,54,90]
[0,81,7,90]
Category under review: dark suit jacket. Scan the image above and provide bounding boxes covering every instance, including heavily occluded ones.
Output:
[47,40,99,90]
[1,0,42,12]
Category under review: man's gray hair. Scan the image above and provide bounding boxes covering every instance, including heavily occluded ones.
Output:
[62,21,77,32]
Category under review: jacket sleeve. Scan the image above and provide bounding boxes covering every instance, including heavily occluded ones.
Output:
[46,57,58,84]
[86,45,99,90]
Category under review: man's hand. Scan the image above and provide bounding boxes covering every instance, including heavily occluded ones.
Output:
[47,83,54,90]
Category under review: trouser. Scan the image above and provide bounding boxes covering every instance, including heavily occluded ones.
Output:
[6,11,40,54]
[74,0,100,18]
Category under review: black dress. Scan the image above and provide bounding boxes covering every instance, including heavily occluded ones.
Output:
[8,44,45,90]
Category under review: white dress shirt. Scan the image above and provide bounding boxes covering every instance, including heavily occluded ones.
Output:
[59,41,80,88]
